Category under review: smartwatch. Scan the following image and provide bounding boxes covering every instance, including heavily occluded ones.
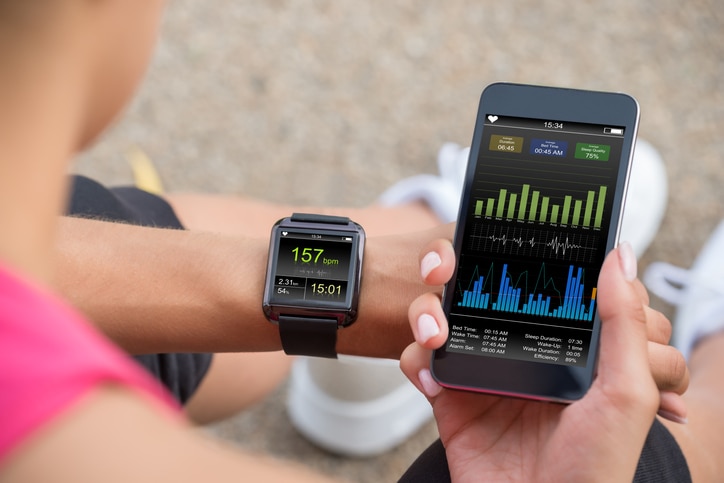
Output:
[262,213,365,358]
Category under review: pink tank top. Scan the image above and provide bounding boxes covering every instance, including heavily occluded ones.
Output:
[0,264,178,463]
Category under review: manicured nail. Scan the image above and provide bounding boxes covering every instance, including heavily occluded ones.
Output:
[418,368,442,398]
[420,251,442,279]
[658,392,688,425]
[618,241,637,281]
[657,409,688,425]
[417,313,440,343]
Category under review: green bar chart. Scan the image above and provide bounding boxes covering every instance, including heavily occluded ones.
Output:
[474,184,607,228]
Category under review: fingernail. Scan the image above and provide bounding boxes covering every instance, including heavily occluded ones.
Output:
[618,241,637,282]
[657,409,688,425]
[419,368,442,398]
[417,313,440,343]
[420,251,442,279]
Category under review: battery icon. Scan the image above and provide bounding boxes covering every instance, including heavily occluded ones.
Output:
[604,127,624,135]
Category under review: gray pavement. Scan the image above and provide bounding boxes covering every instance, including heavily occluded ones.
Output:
[74,1,724,481]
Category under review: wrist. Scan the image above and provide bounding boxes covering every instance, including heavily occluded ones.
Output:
[203,233,284,353]
[337,229,447,359]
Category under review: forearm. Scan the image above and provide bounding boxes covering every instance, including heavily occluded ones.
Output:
[53,216,451,358]
[2,386,340,483]
[54,216,277,354]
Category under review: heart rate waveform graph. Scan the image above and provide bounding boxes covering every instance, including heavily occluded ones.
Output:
[468,223,599,264]
[456,261,597,323]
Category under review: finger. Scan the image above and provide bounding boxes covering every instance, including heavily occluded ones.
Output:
[631,278,651,306]
[419,239,456,286]
[648,341,690,394]
[645,306,673,345]
[400,342,442,399]
[408,292,449,349]
[657,392,688,425]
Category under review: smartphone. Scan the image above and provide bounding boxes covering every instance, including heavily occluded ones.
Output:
[431,83,639,402]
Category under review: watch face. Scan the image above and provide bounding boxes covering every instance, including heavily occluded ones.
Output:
[266,227,359,312]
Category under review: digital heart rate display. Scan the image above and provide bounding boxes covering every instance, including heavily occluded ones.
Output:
[269,232,354,308]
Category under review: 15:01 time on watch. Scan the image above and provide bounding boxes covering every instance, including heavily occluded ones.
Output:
[310,282,344,296]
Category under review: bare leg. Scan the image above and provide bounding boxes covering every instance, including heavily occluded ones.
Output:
[184,352,293,425]
[661,332,724,481]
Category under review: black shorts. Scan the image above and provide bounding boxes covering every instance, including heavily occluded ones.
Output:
[399,419,690,482]
[66,175,213,405]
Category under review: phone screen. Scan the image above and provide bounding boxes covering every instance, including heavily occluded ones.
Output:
[433,84,638,401]
[446,115,625,366]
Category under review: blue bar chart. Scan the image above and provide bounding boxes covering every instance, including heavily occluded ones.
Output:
[458,263,597,322]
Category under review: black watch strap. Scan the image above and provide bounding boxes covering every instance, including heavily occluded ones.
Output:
[278,315,339,358]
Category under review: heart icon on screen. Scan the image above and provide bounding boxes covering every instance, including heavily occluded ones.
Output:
[487,115,498,123]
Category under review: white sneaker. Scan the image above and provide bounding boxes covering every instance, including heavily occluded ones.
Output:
[620,139,669,258]
[287,356,433,457]
[378,142,469,223]
[644,220,724,360]
[378,140,668,258]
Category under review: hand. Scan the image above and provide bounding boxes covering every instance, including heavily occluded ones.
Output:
[400,241,679,481]
[629,276,689,422]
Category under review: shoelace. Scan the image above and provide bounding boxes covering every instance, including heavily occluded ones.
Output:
[644,261,724,306]
[643,262,692,306]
